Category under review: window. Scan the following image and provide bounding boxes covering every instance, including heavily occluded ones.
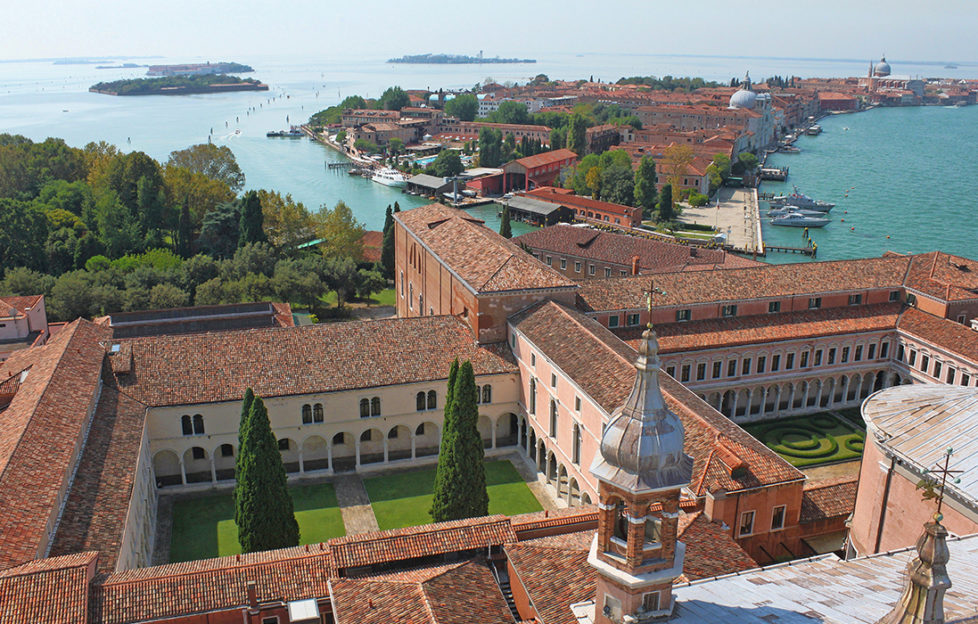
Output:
[889,290,900,302]
[727,360,737,377]
[841,347,850,363]
[771,354,781,372]
[768,301,781,313]
[545,255,552,266]
[278,438,290,451]
[608,315,620,328]
[531,353,536,367]
[302,404,312,424]
[828,348,836,365]
[574,261,582,273]
[409,283,413,310]
[855,345,863,361]
[771,505,786,531]
[551,373,557,388]
[881,342,889,359]
[666,365,676,378]
[613,501,628,541]
[360,430,374,443]
[220,444,234,457]
[388,427,399,439]
[560,258,567,270]
[620,270,628,276]
[642,592,660,613]
[181,415,193,436]
[549,400,558,437]
[742,358,751,375]
[757,356,766,374]
[712,361,722,379]
[907,293,917,306]
[848,294,862,305]
[400,271,404,296]
[909,349,917,367]
[946,367,956,384]
[627,313,640,326]
[808,297,822,310]
[360,398,370,418]
[696,363,706,381]
[572,424,581,465]
[575,396,582,411]
[933,361,942,378]
[786,353,795,370]
[416,392,426,411]
[681,365,690,382]
[192,446,205,460]
[588,264,596,276]
[868,344,877,360]
[529,378,537,414]
[371,397,381,416]
[800,351,809,368]
[333,432,346,445]
[192,414,205,435]
[605,267,612,277]
[721,304,737,318]
[962,374,971,386]
[814,350,822,366]
[644,516,661,544]
[921,355,930,372]
[262,616,280,624]
[427,390,436,410]
[676,309,691,322]
[313,404,324,423]
[482,385,492,404]
[739,510,755,536]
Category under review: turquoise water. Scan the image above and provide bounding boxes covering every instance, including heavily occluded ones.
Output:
[760,105,978,263]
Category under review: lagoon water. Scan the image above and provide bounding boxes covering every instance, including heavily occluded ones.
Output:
[1,53,976,256]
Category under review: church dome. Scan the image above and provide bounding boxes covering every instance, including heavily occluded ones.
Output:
[729,88,757,109]
[874,57,891,77]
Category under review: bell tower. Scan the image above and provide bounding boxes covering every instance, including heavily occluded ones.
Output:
[588,285,693,623]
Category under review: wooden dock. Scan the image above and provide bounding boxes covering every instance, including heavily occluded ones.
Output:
[327,161,355,169]
[766,244,816,258]
[760,167,788,181]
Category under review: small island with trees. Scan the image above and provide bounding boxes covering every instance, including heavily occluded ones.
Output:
[89,74,268,96]
[388,53,535,64]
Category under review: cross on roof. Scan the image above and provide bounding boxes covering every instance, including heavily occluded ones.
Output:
[920,448,964,521]
[643,279,666,329]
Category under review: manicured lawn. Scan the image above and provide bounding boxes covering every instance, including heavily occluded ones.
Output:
[743,412,866,468]
[169,482,344,562]
[363,460,543,530]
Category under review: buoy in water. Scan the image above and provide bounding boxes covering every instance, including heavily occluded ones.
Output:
[886,235,890,239]
[841,219,845,222]
[850,227,855,231]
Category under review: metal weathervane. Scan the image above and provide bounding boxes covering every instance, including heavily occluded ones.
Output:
[643,279,666,329]
[918,447,964,522]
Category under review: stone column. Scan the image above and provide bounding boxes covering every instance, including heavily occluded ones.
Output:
[209,456,217,484]
[179,458,187,486]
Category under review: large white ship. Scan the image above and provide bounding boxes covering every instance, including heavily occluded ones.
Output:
[371,167,407,188]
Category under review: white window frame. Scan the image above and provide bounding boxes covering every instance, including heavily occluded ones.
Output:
[739,510,755,536]
[771,504,786,531]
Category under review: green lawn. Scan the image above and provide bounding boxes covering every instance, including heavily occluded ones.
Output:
[363,460,543,530]
[743,412,866,468]
[169,482,345,562]
[319,287,395,308]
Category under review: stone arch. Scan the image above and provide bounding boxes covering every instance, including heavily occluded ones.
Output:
[387,425,413,461]
[529,428,537,460]
[820,378,835,408]
[764,385,779,413]
[414,421,441,457]
[359,428,385,464]
[153,450,181,487]
[302,435,329,472]
[860,372,875,399]
[806,380,820,408]
[779,383,792,411]
[538,440,547,474]
[846,373,861,402]
[519,415,528,451]
[748,387,764,416]
[569,477,581,506]
[278,437,300,473]
[478,414,494,449]
[331,431,356,473]
[213,443,235,481]
[547,450,557,483]
[792,381,807,409]
[499,413,519,447]
[874,370,887,392]
[721,390,735,417]
[183,446,210,483]
[834,375,847,403]
[582,492,592,505]
[557,464,569,499]
[735,389,750,417]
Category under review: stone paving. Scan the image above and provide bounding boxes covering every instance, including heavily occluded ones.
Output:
[678,187,762,253]
[332,473,381,535]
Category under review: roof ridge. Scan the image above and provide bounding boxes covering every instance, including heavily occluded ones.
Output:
[551,302,634,369]
[100,549,328,586]
[480,253,518,291]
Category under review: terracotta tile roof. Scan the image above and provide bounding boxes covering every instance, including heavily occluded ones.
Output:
[361,230,384,263]
[92,546,331,624]
[0,295,42,318]
[618,303,903,354]
[676,511,757,581]
[0,319,112,571]
[112,315,516,407]
[330,560,514,624]
[514,224,757,274]
[395,203,577,293]
[526,187,639,218]
[510,301,804,495]
[800,477,858,523]
[505,532,594,624]
[899,306,978,361]
[328,515,517,573]
[576,255,913,312]
[49,387,147,574]
[510,508,598,539]
[511,149,578,170]
[0,551,96,624]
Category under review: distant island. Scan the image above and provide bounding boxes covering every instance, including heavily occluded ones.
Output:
[146,62,254,76]
[388,53,536,64]
[96,63,144,70]
[89,74,268,96]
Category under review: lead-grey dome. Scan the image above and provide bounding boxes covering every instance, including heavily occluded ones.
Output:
[729,71,757,109]
[875,57,891,76]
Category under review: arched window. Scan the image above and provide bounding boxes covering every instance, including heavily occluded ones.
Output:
[313,404,324,423]
[361,430,373,442]
[415,423,426,436]
[278,438,290,451]
[360,398,370,418]
[388,427,399,439]
[549,400,558,437]
[220,443,234,457]
[613,500,628,541]
[427,390,436,410]
[181,415,192,436]
[332,432,346,445]
[302,404,312,424]
[191,446,206,460]
[572,424,581,465]
[192,414,205,435]
[416,391,426,411]
[371,397,381,416]
[645,516,661,544]
[482,385,492,404]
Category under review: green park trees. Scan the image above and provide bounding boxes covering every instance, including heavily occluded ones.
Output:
[234,389,300,553]
[444,93,478,121]
[430,360,489,522]
[427,149,464,177]
[633,156,658,216]
[658,184,675,222]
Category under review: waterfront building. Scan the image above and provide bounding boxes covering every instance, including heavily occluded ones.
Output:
[526,186,643,227]
[436,118,553,144]
[340,108,401,128]
[500,149,579,192]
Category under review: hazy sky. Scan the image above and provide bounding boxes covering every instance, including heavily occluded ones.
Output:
[4,0,976,63]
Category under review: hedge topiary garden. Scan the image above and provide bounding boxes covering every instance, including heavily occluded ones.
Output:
[743,412,866,467]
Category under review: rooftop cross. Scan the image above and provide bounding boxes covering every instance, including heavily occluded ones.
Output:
[918,447,964,521]
[643,279,666,330]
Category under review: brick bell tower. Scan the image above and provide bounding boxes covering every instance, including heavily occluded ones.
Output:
[588,315,693,623]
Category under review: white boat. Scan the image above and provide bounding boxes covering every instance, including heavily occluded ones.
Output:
[770,213,830,228]
[371,168,407,188]
[768,206,827,218]
[768,186,834,211]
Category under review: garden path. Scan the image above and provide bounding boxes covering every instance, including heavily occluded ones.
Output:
[333,473,380,534]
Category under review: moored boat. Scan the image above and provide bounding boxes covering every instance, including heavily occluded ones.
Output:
[768,186,834,211]
[770,212,830,228]
[371,167,407,188]
[768,206,826,218]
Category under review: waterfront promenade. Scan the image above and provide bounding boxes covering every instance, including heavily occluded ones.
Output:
[679,188,762,255]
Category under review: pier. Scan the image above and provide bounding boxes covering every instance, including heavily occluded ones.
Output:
[327,161,356,169]
[766,244,816,258]
[760,166,788,181]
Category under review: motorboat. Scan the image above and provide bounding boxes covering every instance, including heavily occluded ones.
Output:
[768,206,827,218]
[768,186,834,211]
[371,168,407,188]
[770,212,830,228]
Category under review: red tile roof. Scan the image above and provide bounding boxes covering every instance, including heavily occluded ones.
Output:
[677,511,757,581]
[505,532,594,624]
[903,251,978,302]
[0,295,42,318]
[0,551,96,624]
[396,203,577,293]
[526,187,639,218]
[112,315,516,407]
[800,477,858,523]
[361,230,384,263]
[0,319,112,571]
[512,149,578,170]
[898,306,978,363]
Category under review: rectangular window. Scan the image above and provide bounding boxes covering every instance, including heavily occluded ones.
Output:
[546,256,552,266]
[946,367,956,384]
[696,363,706,381]
[676,309,691,322]
[604,267,612,277]
[643,592,660,613]
[721,304,737,318]
[800,351,809,368]
[933,361,942,378]
[627,313,640,326]
[907,293,917,306]
[757,356,766,374]
[742,358,751,375]
[551,373,557,388]
[666,366,676,378]
[681,365,691,383]
[399,271,405,296]
[588,264,596,276]
[712,361,722,379]
[909,349,917,367]
[786,353,795,370]
[828,348,836,365]
[921,354,930,372]
[814,349,822,366]
[855,345,863,361]
[739,510,755,536]
[620,270,628,276]
[574,261,582,273]
[868,343,877,360]
[771,505,786,531]
[889,290,900,302]
[608,315,620,328]
[962,373,971,386]
[771,354,781,372]
[531,353,536,367]
[575,396,582,411]
[842,347,850,363]
[808,297,822,310]
[881,342,890,359]
[727,360,737,377]
[768,301,781,313]
[848,294,862,305]
[560,258,567,269]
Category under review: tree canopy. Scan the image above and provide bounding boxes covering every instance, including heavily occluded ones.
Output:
[315,201,365,260]
[426,149,464,178]
[444,93,478,121]
[379,86,410,111]
[167,143,245,191]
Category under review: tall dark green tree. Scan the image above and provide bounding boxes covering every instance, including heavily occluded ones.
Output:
[234,388,255,529]
[633,155,658,216]
[657,184,674,222]
[239,190,267,246]
[234,393,300,553]
[382,205,393,235]
[380,224,395,279]
[431,359,460,522]
[499,204,512,239]
[567,113,588,156]
[198,202,240,259]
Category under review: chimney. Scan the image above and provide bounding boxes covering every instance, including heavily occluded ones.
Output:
[876,516,951,624]
[246,580,258,610]
[631,256,640,275]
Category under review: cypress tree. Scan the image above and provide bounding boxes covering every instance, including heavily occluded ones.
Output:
[233,388,255,528]
[499,205,512,239]
[381,224,395,279]
[235,394,299,552]
[658,184,675,222]
[393,201,401,213]
[430,359,461,522]
[454,361,489,517]
[383,205,393,235]
[238,190,267,246]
